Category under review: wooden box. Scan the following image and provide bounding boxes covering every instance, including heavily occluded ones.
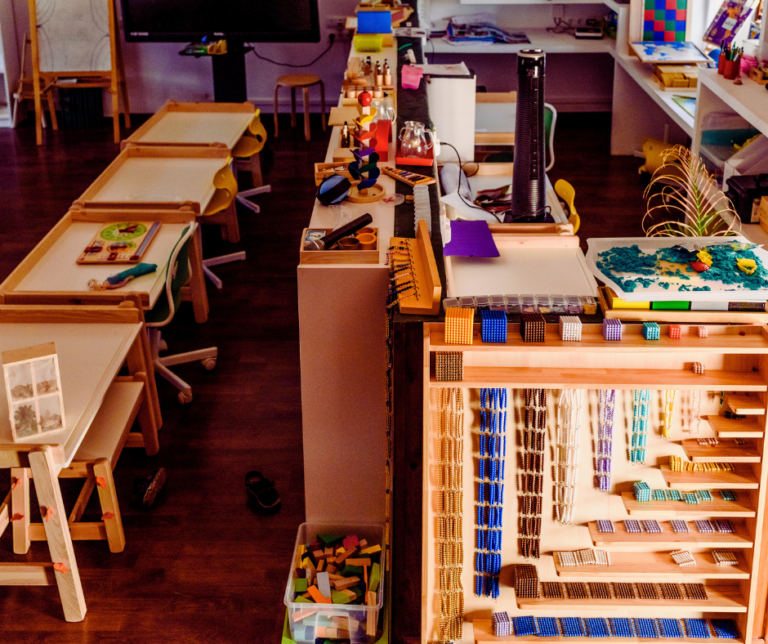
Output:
[299,228,379,265]
[3,342,66,442]
[314,162,354,186]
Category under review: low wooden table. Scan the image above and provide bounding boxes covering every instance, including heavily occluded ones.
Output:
[0,208,209,323]
[0,304,159,622]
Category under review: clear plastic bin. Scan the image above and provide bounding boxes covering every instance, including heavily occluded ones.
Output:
[284,523,385,644]
[443,297,459,310]
[489,295,506,311]
[505,295,521,314]
[520,294,537,314]
[459,296,476,309]
[550,295,568,314]
[474,295,491,310]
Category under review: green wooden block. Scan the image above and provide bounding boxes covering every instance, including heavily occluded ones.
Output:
[294,595,313,603]
[342,564,363,576]
[349,585,364,600]
[651,301,690,310]
[294,578,308,593]
[317,532,345,547]
[369,562,381,593]
[332,590,352,604]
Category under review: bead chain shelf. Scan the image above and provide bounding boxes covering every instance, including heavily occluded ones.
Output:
[662,390,676,439]
[435,388,464,644]
[475,388,507,599]
[630,390,651,464]
[555,389,583,525]
[519,389,546,558]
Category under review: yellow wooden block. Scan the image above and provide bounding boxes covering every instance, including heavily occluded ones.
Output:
[360,545,381,555]
[605,288,650,310]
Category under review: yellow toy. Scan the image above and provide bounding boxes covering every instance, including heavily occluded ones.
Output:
[737,258,756,275]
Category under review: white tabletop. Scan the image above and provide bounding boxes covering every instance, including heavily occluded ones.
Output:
[87,157,223,210]
[13,221,187,307]
[133,112,254,150]
[0,322,141,467]
[475,102,516,134]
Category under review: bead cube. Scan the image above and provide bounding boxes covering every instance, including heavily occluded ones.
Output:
[480,309,507,343]
[643,322,660,340]
[445,307,474,345]
[559,315,582,341]
[668,324,682,339]
[692,362,705,375]
[520,312,546,343]
[602,318,622,341]
[698,325,708,338]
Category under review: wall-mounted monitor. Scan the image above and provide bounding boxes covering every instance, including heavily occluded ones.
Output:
[122,0,321,43]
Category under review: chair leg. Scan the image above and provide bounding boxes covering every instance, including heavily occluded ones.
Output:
[93,459,125,554]
[319,81,326,131]
[290,87,297,128]
[303,87,311,141]
[68,477,97,525]
[250,153,263,188]
[11,467,31,554]
[273,85,280,138]
[223,200,240,244]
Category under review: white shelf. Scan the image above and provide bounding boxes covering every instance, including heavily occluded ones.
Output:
[430,29,616,55]
[613,52,695,136]
[460,0,621,4]
[699,68,768,139]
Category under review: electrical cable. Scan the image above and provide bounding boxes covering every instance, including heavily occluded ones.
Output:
[248,34,336,67]
[440,141,503,222]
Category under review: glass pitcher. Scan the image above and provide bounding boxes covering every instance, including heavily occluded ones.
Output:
[398,121,434,158]
[371,100,396,123]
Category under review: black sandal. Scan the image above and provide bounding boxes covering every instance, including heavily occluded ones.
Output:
[246,471,281,512]
[131,467,167,509]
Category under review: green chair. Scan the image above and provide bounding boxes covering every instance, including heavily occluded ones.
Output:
[146,222,218,404]
[484,103,557,172]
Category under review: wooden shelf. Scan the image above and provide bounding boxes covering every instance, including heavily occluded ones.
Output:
[660,465,759,490]
[588,521,754,550]
[704,415,765,439]
[681,439,761,464]
[621,492,756,518]
[554,551,749,580]
[725,393,765,416]
[428,324,768,354]
[430,28,615,55]
[430,368,767,392]
[515,585,748,614]
[473,618,746,643]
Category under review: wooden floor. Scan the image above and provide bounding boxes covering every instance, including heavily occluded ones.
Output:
[0,112,645,642]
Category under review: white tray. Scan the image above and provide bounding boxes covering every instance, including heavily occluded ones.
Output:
[586,236,768,302]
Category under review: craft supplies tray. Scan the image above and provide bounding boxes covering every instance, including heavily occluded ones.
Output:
[445,235,597,298]
[587,236,768,303]
[284,522,385,644]
[299,228,379,265]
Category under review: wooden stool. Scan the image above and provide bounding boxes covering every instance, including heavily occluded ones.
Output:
[274,74,326,141]
[12,379,145,554]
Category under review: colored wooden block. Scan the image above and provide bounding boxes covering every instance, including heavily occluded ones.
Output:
[358,539,368,548]
[349,585,364,600]
[294,577,308,593]
[295,595,313,603]
[317,559,325,572]
[336,546,357,565]
[318,532,345,547]
[332,590,353,604]
[360,544,381,555]
[317,571,332,598]
[332,576,360,590]
[342,588,356,600]
[292,608,320,622]
[328,573,344,580]
[343,535,359,550]
[342,563,363,576]
[369,561,381,592]
[312,549,325,560]
[326,564,338,574]
[308,584,332,604]
[347,558,372,567]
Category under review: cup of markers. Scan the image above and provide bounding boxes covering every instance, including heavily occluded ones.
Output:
[721,42,743,80]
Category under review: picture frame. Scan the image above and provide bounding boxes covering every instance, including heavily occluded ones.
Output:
[2,342,66,442]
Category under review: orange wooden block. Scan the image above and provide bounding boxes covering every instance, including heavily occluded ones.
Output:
[332,576,360,590]
[291,608,320,623]
[307,585,332,604]
[327,564,338,574]
[317,559,325,572]
[336,546,357,565]
[347,558,372,567]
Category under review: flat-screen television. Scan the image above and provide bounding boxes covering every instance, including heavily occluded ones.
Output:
[122,0,321,43]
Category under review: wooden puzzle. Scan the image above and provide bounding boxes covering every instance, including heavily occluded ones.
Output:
[78,221,161,264]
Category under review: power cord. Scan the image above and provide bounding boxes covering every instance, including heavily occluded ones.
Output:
[547,17,576,35]
[440,141,503,222]
[249,34,336,67]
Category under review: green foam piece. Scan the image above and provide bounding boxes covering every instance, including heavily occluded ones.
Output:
[349,585,364,600]
[294,595,312,603]
[651,301,690,310]
[332,590,352,604]
[342,564,363,576]
[317,532,345,547]
[369,562,381,592]
[294,578,308,593]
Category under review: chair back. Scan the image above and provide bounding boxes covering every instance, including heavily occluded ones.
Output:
[233,109,267,158]
[544,103,557,172]
[202,164,238,216]
[145,222,196,328]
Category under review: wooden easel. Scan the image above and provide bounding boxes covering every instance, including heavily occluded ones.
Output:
[28,0,130,145]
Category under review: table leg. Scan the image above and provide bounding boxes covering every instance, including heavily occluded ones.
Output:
[127,337,160,455]
[28,446,87,622]
[188,225,210,324]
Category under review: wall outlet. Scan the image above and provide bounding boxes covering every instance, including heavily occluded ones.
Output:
[326,16,351,39]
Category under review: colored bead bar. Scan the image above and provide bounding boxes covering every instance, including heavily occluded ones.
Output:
[585,618,610,638]
[559,617,586,637]
[643,321,660,340]
[555,389,583,525]
[513,615,538,637]
[695,520,716,533]
[716,519,735,533]
[624,519,643,533]
[641,520,662,533]
[492,611,511,637]
[670,520,689,533]
[519,389,546,558]
[721,490,737,501]
[536,617,561,637]
[682,583,709,600]
[480,309,507,343]
[671,550,696,567]
[596,390,615,492]
[713,550,739,566]
[683,618,711,639]
[513,564,541,599]
[634,618,660,638]
[710,619,740,639]
[609,618,636,638]
[633,482,651,502]
[630,390,651,464]
[596,520,615,533]
[658,618,684,638]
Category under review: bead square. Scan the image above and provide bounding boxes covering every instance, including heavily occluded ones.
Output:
[435,352,463,382]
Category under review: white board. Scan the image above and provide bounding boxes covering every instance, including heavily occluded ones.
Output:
[35,0,111,73]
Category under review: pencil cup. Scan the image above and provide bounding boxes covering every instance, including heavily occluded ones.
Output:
[338,237,361,250]
[724,57,741,80]
[356,233,377,250]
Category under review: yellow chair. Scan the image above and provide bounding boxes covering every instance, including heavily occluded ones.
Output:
[233,110,268,187]
[554,179,580,234]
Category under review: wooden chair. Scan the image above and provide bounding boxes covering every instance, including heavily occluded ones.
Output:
[11,35,58,130]
[233,108,269,188]
[12,377,145,554]
[146,223,217,404]
[274,74,326,141]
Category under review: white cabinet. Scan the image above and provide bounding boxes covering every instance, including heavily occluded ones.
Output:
[0,0,20,127]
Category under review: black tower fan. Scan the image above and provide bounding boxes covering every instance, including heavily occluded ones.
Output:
[508,49,547,223]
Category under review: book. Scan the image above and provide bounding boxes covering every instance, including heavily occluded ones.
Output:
[672,95,697,118]
[703,0,754,46]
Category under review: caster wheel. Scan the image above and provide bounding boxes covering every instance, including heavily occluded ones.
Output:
[160,340,168,352]
[202,357,217,371]
[178,390,193,404]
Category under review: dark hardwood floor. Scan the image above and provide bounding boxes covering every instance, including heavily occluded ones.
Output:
[0,111,645,643]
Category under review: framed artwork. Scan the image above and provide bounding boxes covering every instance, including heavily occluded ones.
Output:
[2,342,66,441]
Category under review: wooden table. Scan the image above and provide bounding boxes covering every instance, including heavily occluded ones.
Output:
[0,304,159,622]
[0,208,209,324]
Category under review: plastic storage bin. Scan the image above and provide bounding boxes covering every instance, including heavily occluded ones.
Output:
[285,523,385,644]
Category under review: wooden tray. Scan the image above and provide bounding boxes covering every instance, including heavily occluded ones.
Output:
[74,144,231,215]
[122,100,257,151]
[299,227,379,265]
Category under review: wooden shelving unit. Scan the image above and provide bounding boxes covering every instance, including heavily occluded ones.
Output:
[422,323,768,644]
